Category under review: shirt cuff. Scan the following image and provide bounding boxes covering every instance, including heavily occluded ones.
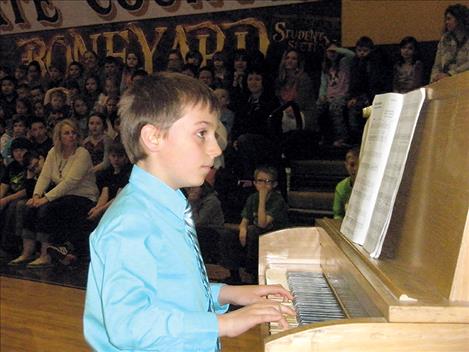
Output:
[210,283,230,313]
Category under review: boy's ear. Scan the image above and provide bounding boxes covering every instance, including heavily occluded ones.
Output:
[140,124,163,153]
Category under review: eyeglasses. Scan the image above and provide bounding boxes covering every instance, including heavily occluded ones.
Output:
[254,179,276,185]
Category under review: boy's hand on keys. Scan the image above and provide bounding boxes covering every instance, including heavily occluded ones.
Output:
[217,300,295,338]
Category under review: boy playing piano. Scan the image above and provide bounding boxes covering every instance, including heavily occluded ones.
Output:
[83,73,294,351]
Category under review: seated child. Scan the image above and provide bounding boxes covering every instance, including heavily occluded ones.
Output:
[87,142,131,222]
[1,115,29,165]
[29,117,53,156]
[84,73,294,351]
[186,181,224,263]
[220,165,289,284]
[0,137,31,255]
[213,88,235,137]
[82,112,112,173]
[44,88,70,129]
[333,146,360,219]
[7,150,45,264]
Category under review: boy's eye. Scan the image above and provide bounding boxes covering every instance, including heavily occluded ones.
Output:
[196,130,207,139]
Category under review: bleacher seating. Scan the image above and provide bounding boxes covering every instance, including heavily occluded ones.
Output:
[287,158,348,225]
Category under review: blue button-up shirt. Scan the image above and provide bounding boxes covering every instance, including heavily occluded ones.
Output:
[84,165,228,351]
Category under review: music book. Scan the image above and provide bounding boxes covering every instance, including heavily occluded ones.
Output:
[340,88,426,258]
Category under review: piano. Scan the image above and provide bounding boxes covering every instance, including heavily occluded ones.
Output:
[259,72,469,351]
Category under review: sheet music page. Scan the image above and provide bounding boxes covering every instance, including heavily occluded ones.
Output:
[341,93,404,245]
[364,88,426,257]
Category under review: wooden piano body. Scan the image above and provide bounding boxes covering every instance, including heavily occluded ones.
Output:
[259,72,469,351]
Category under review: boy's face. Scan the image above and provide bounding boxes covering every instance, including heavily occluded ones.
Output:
[106,98,118,113]
[34,103,45,117]
[49,67,62,80]
[84,52,97,69]
[345,152,359,183]
[1,80,15,95]
[198,70,213,86]
[13,122,27,137]
[12,148,28,163]
[28,156,44,175]
[167,53,183,71]
[152,104,221,189]
[104,62,118,76]
[356,46,371,60]
[30,88,44,103]
[213,89,229,107]
[254,171,276,193]
[30,122,47,141]
[109,152,128,170]
[27,66,40,80]
[74,99,88,116]
[15,68,26,80]
[68,64,81,78]
[85,78,98,93]
[104,79,117,94]
[51,95,65,110]
[213,57,224,69]
[16,101,28,115]
[17,87,30,99]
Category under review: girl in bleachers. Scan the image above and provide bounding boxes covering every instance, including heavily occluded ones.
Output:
[15,97,33,118]
[43,88,70,129]
[212,51,231,89]
[26,61,43,88]
[82,112,112,173]
[393,36,424,93]
[64,61,85,91]
[95,76,119,113]
[316,40,355,146]
[431,4,469,82]
[71,95,90,138]
[82,50,100,77]
[83,74,101,111]
[275,48,314,131]
[45,64,65,90]
[120,50,142,93]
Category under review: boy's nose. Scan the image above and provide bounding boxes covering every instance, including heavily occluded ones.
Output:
[208,138,222,159]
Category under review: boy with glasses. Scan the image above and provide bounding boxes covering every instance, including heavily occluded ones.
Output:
[221,165,288,284]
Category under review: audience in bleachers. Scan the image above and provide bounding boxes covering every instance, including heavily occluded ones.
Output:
[0,18,467,271]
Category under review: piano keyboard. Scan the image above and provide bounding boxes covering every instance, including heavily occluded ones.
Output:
[267,270,352,334]
[287,271,346,324]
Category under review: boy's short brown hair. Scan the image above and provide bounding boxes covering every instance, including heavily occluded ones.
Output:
[118,72,220,163]
[254,165,278,182]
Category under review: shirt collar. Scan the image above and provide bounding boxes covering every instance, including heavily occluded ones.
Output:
[129,164,187,219]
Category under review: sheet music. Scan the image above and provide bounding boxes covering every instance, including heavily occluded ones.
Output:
[341,93,405,244]
[364,88,426,257]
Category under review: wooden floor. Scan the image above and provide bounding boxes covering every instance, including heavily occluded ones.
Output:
[0,276,263,352]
